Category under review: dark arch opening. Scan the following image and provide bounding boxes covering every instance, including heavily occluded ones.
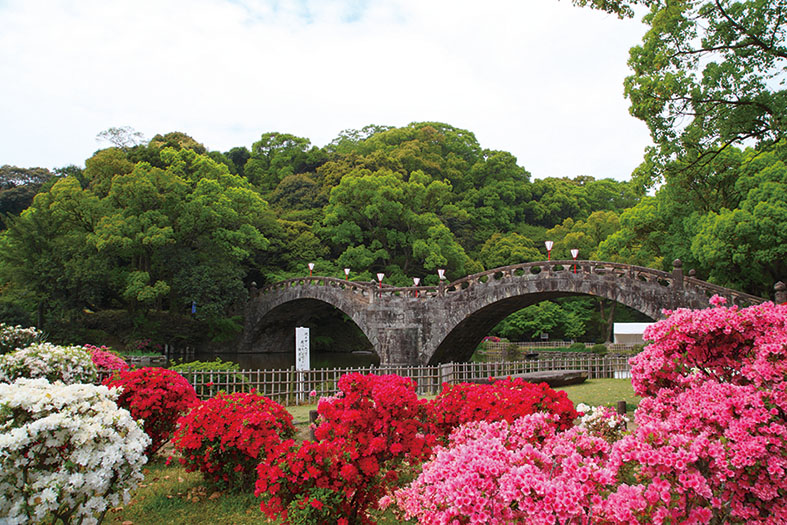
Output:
[428,292,656,364]
[204,298,377,369]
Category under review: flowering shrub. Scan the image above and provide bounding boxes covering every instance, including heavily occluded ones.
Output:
[575,403,629,444]
[618,298,787,523]
[631,296,787,397]
[104,367,198,456]
[256,373,434,524]
[172,391,295,490]
[393,413,616,524]
[0,322,43,354]
[84,344,129,371]
[128,337,163,353]
[428,377,578,440]
[394,299,787,524]
[313,373,434,461]
[0,342,97,384]
[170,358,246,398]
[0,378,150,525]
[596,378,787,524]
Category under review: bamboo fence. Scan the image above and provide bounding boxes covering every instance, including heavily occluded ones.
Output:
[159,354,633,404]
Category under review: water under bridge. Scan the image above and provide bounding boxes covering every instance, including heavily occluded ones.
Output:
[240,259,777,366]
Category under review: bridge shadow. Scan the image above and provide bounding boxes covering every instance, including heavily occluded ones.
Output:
[245,298,376,361]
[431,292,576,363]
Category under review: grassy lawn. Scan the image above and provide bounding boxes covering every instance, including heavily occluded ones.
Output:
[104,460,263,525]
[107,378,638,524]
[557,378,642,416]
[106,458,404,525]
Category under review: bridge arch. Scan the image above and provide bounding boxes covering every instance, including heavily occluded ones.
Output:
[422,260,764,363]
[241,278,381,359]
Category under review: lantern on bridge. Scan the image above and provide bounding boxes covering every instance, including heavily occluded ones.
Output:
[545,240,554,261]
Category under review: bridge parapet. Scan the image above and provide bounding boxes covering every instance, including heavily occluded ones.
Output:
[442,260,678,294]
[256,260,766,307]
[683,276,765,306]
[258,276,441,299]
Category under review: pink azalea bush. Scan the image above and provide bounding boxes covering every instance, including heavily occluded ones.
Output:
[630,295,787,396]
[392,297,787,524]
[83,344,129,371]
[393,412,616,524]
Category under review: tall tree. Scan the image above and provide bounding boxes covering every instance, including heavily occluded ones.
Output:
[574,0,786,186]
[245,132,325,192]
[95,126,147,150]
[321,169,472,284]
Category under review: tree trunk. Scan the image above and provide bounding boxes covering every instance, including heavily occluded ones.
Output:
[605,301,616,343]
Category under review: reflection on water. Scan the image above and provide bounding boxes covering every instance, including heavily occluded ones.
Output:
[191,350,380,370]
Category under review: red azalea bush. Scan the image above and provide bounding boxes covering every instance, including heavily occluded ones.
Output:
[428,377,578,440]
[256,373,434,524]
[83,344,129,371]
[104,367,198,456]
[313,373,434,461]
[171,391,295,490]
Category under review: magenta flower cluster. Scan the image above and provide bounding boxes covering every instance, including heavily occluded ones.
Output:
[83,344,129,371]
[393,297,787,524]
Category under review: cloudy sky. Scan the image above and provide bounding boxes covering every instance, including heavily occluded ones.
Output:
[0,0,652,181]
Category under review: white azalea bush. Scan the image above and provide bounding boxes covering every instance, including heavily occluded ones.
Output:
[575,403,629,443]
[0,378,151,524]
[0,323,43,355]
[0,342,97,384]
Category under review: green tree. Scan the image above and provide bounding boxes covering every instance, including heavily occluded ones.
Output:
[477,232,541,270]
[546,210,621,260]
[691,149,787,296]
[494,301,588,341]
[574,0,786,186]
[83,148,135,198]
[321,169,470,284]
[1,145,277,340]
[0,166,54,229]
[0,176,110,326]
[245,132,325,192]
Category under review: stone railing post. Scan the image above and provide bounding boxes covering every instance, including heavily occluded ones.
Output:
[775,281,786,304]
[671,259,684,290]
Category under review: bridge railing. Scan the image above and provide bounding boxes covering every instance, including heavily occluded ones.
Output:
[256,260,766,306]
[162,355,633,404]
[683,276,765,306]
[441,260,676,294]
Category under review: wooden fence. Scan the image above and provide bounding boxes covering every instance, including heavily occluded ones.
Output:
[166,354,632,405]
[481,341,642,357]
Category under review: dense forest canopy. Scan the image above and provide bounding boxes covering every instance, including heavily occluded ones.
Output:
[1,0,784,350]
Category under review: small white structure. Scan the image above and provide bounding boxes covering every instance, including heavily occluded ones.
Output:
[613,323,654,346]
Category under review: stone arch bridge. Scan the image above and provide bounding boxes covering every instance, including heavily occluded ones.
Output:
[240,260,773,366]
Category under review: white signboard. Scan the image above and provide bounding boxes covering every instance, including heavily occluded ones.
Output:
[295,327,310,371]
